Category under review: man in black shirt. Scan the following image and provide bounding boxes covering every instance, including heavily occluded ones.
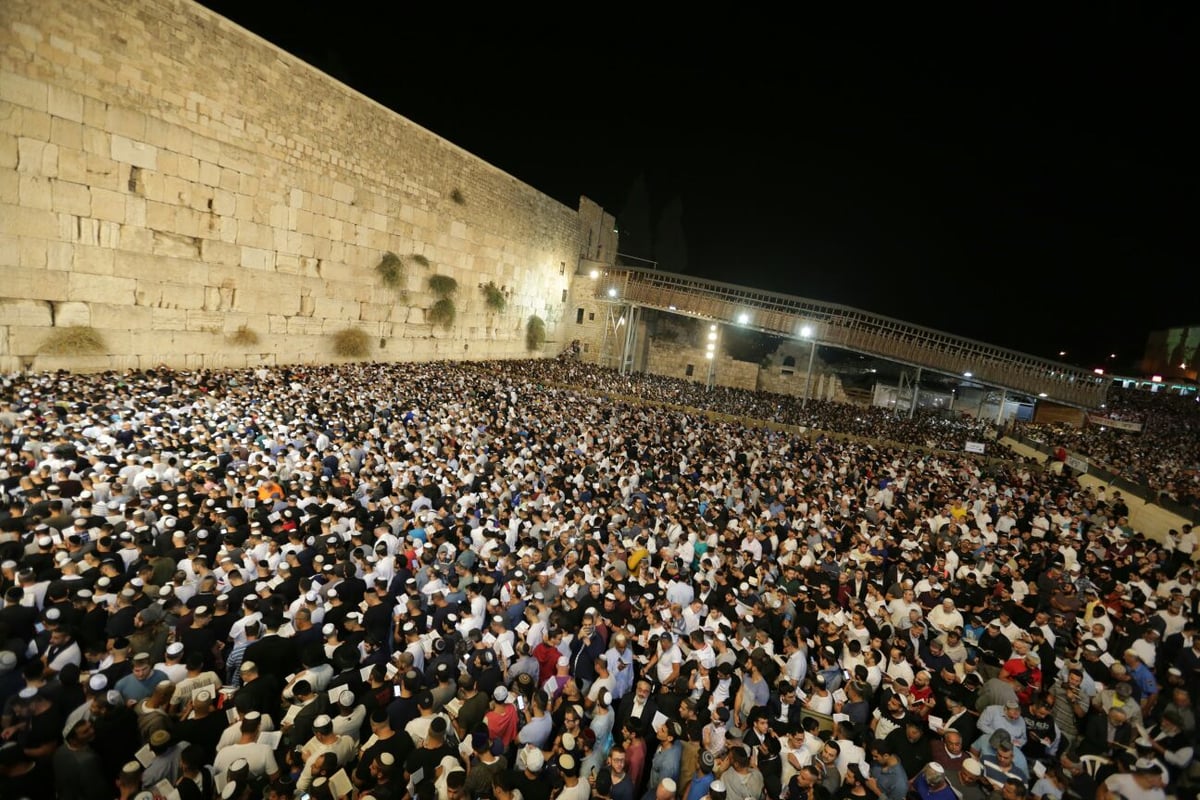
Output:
[403,716,457,794]
[354,709,414,791]
[592,744,634,800]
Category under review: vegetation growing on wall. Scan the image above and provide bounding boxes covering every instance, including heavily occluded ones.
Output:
[428,274,458,297]
[331,327,370,358]
[375,252,406,293]
[450,188,466,205]
[408,253,430,268]
[481,281,506,312]
[526,315,546,351]
[229,325,260,346]
[38,326,106,355]
[429,298,456,330]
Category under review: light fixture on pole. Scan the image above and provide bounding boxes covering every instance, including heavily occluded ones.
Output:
[706,324,719,389]
[801,325,816,408]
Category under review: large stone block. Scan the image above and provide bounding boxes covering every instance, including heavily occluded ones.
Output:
[54,301,90,326]
[0,71,47,112]
[52,179,91,216]
[68,272,135,305]
[285,316,325,336]
[55,146,87,184]
[90,301,149,330]
[105,106,146,140]
[18,175,52,210]
[0,263,68,300]
[0,298,52,325]
[49,117,82,150]
[0,203,58,239]
[134,281,204,310]
[0,171,15,204]
[118,224,153,253]
[17,138,57,176]
[145,307,186,331]
[240,246,274,270]
[0,133,16,170]
[199,238,240,266]
[112,250,198,285]
[312,295,358,321]
[110,134,157,169]
[198,159,220,187]
[185,309,225,333]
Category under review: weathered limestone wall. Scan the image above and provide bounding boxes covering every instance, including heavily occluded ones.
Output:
[643,340,759,390]
[0,0,597,371]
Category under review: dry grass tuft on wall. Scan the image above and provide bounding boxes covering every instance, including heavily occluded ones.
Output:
[331,327,371,358]
[229,325,260,346]
[38,326,106,355]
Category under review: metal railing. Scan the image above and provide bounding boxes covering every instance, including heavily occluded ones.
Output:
[594,268,1109,408]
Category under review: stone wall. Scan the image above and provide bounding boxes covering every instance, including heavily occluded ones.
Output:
[643,340,759,390]
[0,0,601,371]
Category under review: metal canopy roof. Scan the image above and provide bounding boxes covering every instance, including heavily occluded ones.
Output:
[594,267,1108,409]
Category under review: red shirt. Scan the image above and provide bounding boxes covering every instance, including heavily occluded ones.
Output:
[486,702,519,747]
[534,642,562,685]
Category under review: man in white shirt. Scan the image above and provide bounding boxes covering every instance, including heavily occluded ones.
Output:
[212,714,281,783]
[297,714,356,792]
[928,599,964,636]
[227,596,263,649]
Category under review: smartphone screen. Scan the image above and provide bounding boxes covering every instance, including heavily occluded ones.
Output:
[393,686,402,697]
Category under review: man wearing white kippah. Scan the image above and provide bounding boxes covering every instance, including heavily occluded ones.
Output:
[212,711,280,785]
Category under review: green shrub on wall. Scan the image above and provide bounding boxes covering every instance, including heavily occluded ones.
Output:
[482,281,506,312]
[375,252,406,293]
[429,298,456,330]
[409,253,430,268]
[331,327,370,358]
[39,326,106,355]
[428,274,458,297]
[526,315,546,351]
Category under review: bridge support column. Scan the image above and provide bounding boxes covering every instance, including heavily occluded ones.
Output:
[909,367,921,419]
[802,339,817,407]
[619,305,639,375]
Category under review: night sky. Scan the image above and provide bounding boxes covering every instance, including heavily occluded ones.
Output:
[197,2,1193,374]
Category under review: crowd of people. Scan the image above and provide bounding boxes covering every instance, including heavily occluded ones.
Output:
[512,360,1017,458]
[0,358,1196,800]
[1016,386,1200,511]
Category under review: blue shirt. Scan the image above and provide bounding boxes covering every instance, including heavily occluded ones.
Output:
[646,740,682,789]
[1129,663,1159,700]
[115,668,169,702]
[685,772,714,800]
[870,761,909,800]
[913,773,959,800]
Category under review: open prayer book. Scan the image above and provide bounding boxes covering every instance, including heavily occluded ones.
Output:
[328,769,353,799]
[135,744,155,768]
